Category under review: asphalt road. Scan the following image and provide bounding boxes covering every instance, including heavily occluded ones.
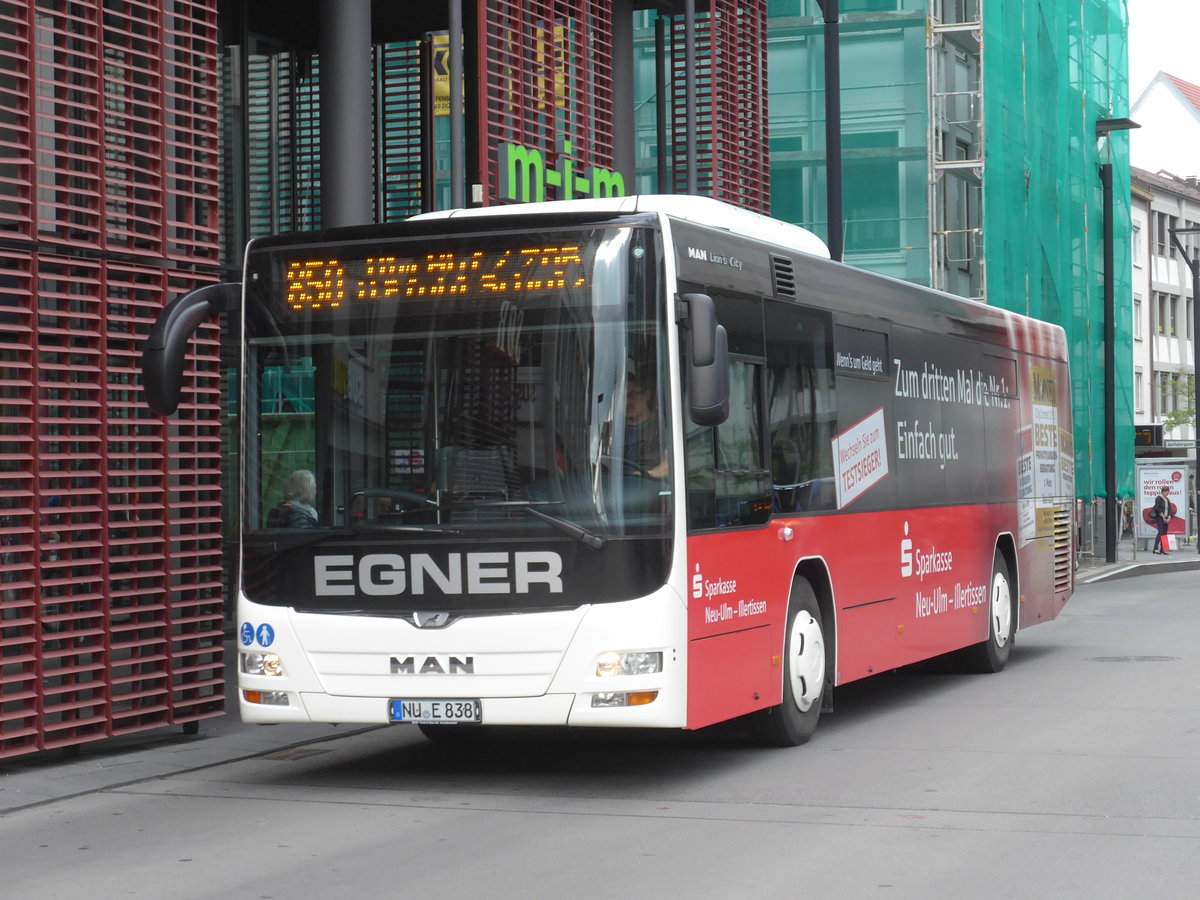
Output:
[1,569,1197,900]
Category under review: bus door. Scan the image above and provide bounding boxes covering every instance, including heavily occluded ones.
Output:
[683,290,786,728]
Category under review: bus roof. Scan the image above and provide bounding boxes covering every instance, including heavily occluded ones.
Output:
[410,195,832,262]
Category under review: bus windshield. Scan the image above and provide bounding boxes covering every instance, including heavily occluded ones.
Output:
[240,224,672,612]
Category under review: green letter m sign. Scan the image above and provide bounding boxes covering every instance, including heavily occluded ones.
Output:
[589,166,624,198]
[498,144,545,203]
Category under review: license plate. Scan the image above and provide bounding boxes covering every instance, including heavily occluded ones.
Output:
[389,699,482,725]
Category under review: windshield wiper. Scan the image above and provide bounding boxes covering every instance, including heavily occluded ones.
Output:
[441,499,608,550]
[521,504,608,551]
[262,522,463,551]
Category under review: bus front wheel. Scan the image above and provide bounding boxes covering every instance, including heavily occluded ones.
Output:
[960,549,1015,673]
[751,579,826,747]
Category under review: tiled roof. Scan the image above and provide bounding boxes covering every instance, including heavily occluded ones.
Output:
[1166,73,1200,115]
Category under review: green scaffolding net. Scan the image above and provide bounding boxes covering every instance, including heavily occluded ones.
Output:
[984,0,1133,501]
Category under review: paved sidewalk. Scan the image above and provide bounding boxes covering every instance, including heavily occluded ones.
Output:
[1076,535,1200,583]
[2,546,1197,815]
[0,649,380,815]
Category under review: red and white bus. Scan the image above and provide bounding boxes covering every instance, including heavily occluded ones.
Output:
[143,195,1074,745]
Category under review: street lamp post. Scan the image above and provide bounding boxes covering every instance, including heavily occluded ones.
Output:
[1095,117,1138,563]
[816,0,843,261]
[1168,226,1200,555]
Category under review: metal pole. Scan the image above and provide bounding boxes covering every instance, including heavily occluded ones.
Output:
[817,0,844,261]
[319,0,372,227]
[1170,227,1200,555]
[611,0,635,188]
[448,0,466,209]
[1101,162,1117,562]
[655,16,668,192]
[420,36,436,214]
[1190,259,1200,556]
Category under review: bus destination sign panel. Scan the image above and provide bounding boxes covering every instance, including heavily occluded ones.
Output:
[283,244,589,311]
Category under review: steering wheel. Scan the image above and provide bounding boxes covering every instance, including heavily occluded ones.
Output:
[352,488,433,520]
[598,455,652,479]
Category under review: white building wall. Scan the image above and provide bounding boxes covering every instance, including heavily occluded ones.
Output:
[1131,197,1151,420]
[1131,77,1200,179]
[1132,172,1199,451]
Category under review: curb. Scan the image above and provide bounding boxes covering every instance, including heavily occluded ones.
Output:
[1077,556,1200,584]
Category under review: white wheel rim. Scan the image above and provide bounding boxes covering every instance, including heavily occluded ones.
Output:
[990,569,1012,648]
[788,611,825,713]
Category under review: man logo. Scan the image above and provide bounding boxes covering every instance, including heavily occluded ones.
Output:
[413,611,451,628]
[390,655,474,675]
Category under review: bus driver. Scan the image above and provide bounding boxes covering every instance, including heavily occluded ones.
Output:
[624,373,668,479]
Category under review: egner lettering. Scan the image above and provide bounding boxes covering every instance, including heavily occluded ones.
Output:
[314,552,563,597]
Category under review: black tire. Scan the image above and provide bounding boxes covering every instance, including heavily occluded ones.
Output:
[960,549,1015,673]
[751,579,827,747]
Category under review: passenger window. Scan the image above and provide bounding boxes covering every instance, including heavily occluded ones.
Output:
[686,359,771,530]
[765,303,837,513]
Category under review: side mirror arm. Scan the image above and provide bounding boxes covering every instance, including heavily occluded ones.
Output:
[141,282,241,416]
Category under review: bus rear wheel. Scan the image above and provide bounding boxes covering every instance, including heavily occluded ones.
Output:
[751,579,826,747]
[961,549,1015,673]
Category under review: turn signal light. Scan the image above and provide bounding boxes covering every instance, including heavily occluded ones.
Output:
[243,690,290,706]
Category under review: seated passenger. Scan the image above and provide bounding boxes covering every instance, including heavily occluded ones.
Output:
[267,469,318,527]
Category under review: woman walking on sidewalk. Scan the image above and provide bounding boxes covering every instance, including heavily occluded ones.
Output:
[1152,486,1173,554]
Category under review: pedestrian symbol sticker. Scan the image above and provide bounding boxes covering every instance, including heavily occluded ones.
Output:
[255,623,275,647]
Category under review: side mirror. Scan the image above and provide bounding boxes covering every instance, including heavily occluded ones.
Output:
[681,293,729,426]
[141,282,241,416]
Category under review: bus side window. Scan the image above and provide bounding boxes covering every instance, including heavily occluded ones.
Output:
[686,359,771,530]
[765,303,837,513]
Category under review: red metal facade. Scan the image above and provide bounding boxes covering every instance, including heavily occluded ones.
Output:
[476,0,614,203]
[0,0,224,758]
[671,0,770,212]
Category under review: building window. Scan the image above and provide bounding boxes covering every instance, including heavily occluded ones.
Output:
[1133,295,1142,341]
[1134,369,1144,413]
[1157,292,1178,335]
[1132,223,1142,268]
[844,131,901,253]
[1155,212,1177,257]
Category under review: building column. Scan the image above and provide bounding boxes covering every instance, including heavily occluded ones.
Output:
[320,0,373,227]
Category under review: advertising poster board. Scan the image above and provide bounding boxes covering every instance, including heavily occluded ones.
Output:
[1135,463,1189,541]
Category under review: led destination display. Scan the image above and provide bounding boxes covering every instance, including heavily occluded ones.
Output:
[282,243,589,311]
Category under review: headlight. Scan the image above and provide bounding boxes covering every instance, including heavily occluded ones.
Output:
[595,650,663,678]
[241,651,284,677]
[591,691,658,708]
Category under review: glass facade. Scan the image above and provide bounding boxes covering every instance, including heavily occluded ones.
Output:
[764,0,931,284]
[213,1,1131,501]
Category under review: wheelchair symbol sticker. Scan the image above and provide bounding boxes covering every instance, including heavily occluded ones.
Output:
[239,622,254,646]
